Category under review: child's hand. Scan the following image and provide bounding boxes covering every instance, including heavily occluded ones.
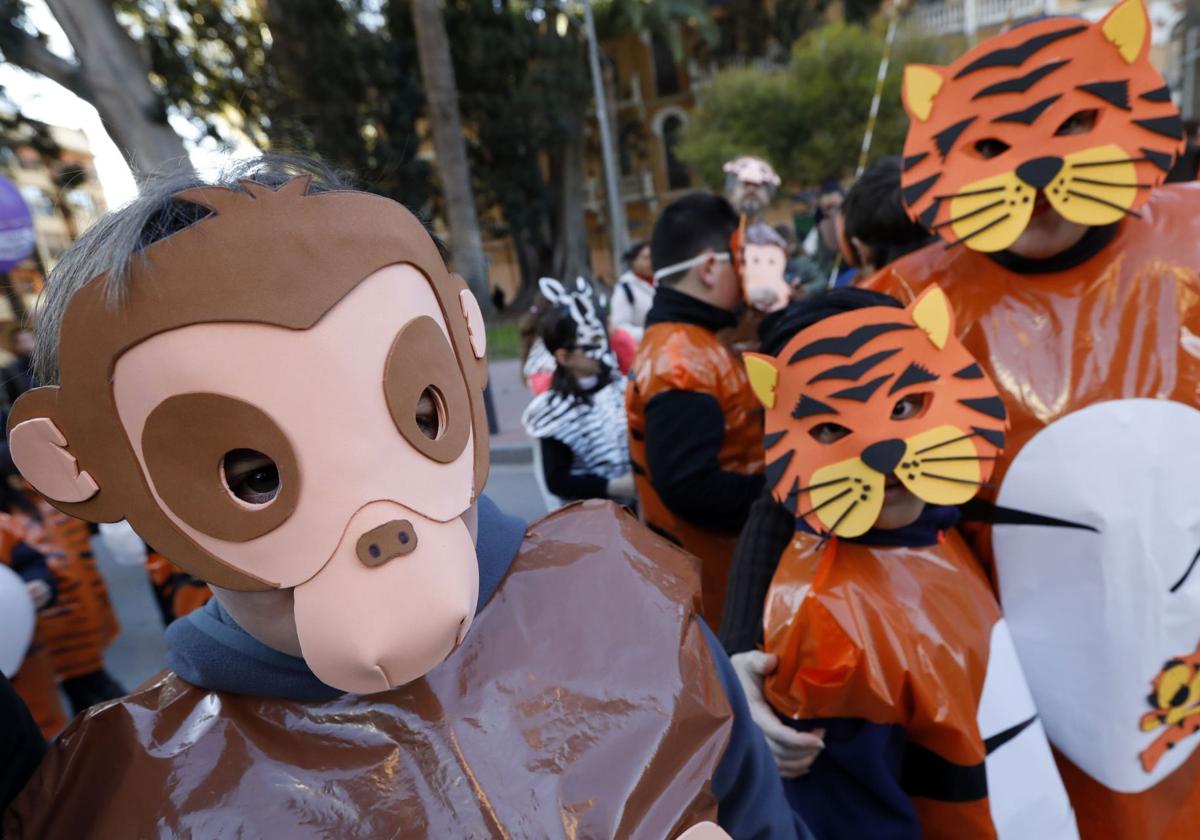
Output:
[730,651,825,778]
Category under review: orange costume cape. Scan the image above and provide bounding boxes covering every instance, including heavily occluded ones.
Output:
[865,183,1200,837]
[627,322,763,628]
[765,529,1076,839]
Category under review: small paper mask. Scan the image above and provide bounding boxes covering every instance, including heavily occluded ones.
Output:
[900,0,1183,252]
[744,286,1008,537]
[736,219,791,313]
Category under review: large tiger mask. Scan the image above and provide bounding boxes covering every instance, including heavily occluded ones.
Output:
[899,0,1184,253]
[744,287,1008,538]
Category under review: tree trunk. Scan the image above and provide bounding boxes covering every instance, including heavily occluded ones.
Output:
[410,0,491,314]
[31,0,193,178]
[551,117,591,283]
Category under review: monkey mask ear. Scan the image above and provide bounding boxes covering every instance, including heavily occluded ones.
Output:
[7,386,118,521]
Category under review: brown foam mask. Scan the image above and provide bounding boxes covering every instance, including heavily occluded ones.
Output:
[8,177,492,693]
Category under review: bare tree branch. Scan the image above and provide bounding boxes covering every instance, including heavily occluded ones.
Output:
[0,23,89,100]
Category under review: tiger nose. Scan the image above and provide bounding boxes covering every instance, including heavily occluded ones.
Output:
[861,439,907,475]
[1016,156,1063,189]
[355,519,418,568]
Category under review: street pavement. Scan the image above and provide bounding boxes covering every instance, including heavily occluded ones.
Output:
[98,358,546,691]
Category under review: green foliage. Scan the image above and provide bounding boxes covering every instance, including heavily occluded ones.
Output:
[485,319,522,360]
[679,21,956,187]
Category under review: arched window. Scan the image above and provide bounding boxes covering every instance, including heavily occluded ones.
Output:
[661,114,690,191]
[652,34,680,97]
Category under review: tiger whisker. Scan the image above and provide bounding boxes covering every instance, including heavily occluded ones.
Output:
[796,487,853,519]
[1065,189,1142,218]
[794,476,851,495]
[918,455,997,463]
[824,498,860,538]
[1073,177,1151,189]
[934,185,1005,201]
[914,431,977,455]
[1069,157,1148,169]
[945,213,1012,250]
[932,199,1006,231]
[918,471,995,489]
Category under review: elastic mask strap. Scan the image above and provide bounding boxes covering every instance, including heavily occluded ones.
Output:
[652,251,731,282]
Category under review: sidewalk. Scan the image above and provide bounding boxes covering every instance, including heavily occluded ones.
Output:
[488,358,533,463]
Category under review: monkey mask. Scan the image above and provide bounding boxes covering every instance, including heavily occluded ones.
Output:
[7,177,491,694]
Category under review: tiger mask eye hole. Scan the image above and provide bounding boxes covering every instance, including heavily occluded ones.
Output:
[974,138,1011,160]
[809,422,852,444]
[415,386,447,441]
[891,393,930,421]
[1055,109,1098,137]
[222,448,281,506]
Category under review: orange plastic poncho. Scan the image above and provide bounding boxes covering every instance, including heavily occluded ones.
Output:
[627,323,764,628]
[862,181,1200,839]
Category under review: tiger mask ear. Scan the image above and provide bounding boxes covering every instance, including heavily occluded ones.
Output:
[902,64,947,123]
[1101,0,1150,65]
[909,285,954,350]
[743,353,779,409]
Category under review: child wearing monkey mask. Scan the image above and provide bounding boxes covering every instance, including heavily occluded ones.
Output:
[1,157,803,840]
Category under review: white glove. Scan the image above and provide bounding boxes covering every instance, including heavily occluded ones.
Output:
[607,471,636,501]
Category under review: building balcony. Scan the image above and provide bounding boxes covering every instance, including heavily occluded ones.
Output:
[912,0,1050,36]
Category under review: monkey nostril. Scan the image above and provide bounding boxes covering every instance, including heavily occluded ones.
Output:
[399,532,410,545]
[368,544,381,559]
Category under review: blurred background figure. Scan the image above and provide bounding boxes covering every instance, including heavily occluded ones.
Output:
[521,305,634,508]
[723,156,781,221]
[838,156,935,283]
[611,239,655,343]
[798,179,845,287]
[1,327,35,408]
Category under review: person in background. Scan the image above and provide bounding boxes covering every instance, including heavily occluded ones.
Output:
[627,192,765,630]
[522,306,634,504]
[1,672,44,813]
[1,326,35,409]
[611,240,655,343]
[835,156,935,286]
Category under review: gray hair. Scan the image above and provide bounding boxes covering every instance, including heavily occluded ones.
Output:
[33,154,355,386]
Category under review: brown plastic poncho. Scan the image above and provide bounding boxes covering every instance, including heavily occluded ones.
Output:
[4,501,731,839]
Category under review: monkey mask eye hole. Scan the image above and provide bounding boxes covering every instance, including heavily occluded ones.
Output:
[415,386,446,441]
[222,448,281,506]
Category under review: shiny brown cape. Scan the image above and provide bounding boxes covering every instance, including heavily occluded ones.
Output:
[4,501,731,840]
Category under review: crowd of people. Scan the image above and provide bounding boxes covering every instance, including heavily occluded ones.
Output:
[2,0,1200,837]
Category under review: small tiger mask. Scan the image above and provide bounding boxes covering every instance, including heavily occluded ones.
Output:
[900,0,1184,253]
[744,286,1008,538]
[1139,640,1200,773]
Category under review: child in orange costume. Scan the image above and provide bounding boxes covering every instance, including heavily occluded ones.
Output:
[740,288,1077,839]
[0,510,67,738]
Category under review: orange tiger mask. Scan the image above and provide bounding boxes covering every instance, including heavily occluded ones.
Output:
[899,0,1184,253]
[1139,640,1200,773]
[744,286,1007,538]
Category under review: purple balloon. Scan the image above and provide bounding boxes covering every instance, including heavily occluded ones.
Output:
[0,175,35,274]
